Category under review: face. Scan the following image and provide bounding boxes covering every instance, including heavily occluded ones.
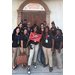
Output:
[24,29,27,35]
[27,22,31,28]
[52,24,55,28]
[43,22,46,26]
[16,28,20,34]
[41,24,44,29]
[19,24,22,29]
[41,28,44,31]
[34,27,37,32]
[45,27,48,33]
[23,21,27,24]
[56,30,60,35]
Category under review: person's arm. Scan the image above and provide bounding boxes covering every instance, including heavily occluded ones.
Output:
[51,34,54,51]
[12,34,14,53]
[40,39,43,49]
[58,36,63,53]
[21,40,24,53]
[40,34,43,49]
[51,39,54,51]
[12,40,13,53]
[58,42,63,53]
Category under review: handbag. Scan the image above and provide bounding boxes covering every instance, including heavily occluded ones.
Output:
[17,52,27,65]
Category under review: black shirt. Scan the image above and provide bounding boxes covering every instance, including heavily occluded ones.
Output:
[42,33,54,48]
[22,23,27,28]
[27,28,33,36]
[20,29,24,36]
[54,35,63,49]
[12,34,21,47]
[21,34,29,48]
[30,40,39,45]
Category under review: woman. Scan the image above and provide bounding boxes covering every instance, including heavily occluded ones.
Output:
[54,29,63,69]
[27,26,39,74]
[20,28,29,69]
[39,23,44,34]
[38,23,44,63]
[12,27,21,70]
[18,22,24,35]
[41,26,54,72]
[50,21,57,37]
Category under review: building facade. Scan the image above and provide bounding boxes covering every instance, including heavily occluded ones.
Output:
[12,0,63,32]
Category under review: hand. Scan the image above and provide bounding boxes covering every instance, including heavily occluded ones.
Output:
[51,47,54,51]
[58,49,61,53]
[28,38,30,41]
[12,49,14,53]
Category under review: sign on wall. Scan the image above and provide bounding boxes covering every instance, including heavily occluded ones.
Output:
[23,3,45,11]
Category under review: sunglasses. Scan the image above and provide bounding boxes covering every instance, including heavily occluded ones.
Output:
[28,24,30,25]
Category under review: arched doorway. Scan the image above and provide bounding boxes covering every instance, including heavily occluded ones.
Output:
[17,0,50,27]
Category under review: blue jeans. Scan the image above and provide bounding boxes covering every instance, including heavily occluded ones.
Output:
[38,48,44,63]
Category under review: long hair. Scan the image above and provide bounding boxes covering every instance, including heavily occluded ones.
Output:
[44,26,50,34]
[40,23,44,28]
[18,22,23,30]
[23,28,29,36]
[12,27,20,36]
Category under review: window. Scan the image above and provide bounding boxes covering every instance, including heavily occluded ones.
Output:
[23,3,45,11]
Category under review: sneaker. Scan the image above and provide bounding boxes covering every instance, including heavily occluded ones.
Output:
[33,63,37,69]
[27,68,31,74]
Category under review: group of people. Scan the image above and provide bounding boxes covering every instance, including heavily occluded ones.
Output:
[12,19,63,74]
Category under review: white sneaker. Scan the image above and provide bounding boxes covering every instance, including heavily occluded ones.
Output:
[27,68,31,74]
[33,63,37,69]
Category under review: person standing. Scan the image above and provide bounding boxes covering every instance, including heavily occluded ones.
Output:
[18,22,24,35]
[54,29,63,69]
[20,28,29,69]
[22,19,27,29]
[38,23,44,63]
[31,24,40,33]
[43,21,47,27]
[12,27,21,70]
[27,26,40,74]
[27,22,33,36]
[41,26,54,72]
[39,23,44,34]
[50,21,57,37]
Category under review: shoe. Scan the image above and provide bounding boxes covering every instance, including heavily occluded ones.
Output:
[33,63,37,69]
[43,64,48,68]
[49,67,53,72]
[27,68,31,74]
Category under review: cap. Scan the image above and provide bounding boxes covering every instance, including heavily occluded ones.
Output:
[51,21,55,25]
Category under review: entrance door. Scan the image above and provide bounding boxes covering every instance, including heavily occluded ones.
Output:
[21,11,46,26]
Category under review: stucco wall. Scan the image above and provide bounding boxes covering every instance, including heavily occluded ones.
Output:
[42,0,63,31]
[12,0,63,32]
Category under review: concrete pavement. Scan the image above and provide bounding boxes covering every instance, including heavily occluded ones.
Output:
[12,50,63,75]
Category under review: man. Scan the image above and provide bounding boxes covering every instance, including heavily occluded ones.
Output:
[43,21,47,27]
[50,21,57,37]
[22,19,27,29]
[27,22,33,36]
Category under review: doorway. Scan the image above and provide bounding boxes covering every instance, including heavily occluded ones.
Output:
[21,11,46,26]
[17,0,50,27]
